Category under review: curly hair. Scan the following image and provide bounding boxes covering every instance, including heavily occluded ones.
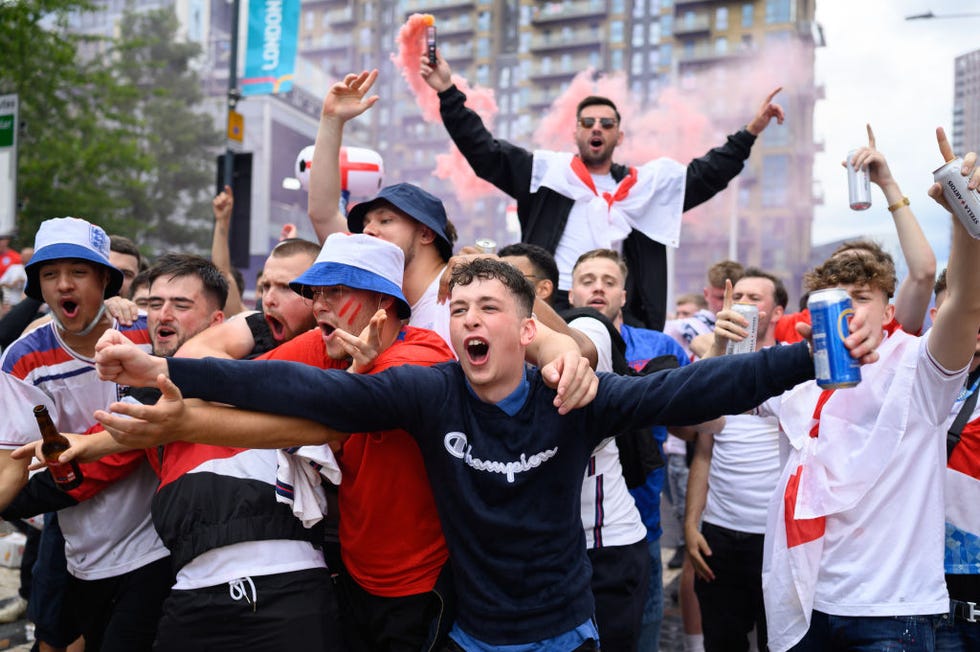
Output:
[449,258,534,318]
[804,244,896,298]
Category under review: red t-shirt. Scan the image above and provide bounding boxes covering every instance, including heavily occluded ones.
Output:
[260,326,454,597]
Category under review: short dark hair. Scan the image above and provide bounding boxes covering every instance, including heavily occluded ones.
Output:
[110,235,142,269]
[573,248,628,282]
[739,267,789,309]
[146,253,229,312]
[498,242,559,289]
[270,238,320,261]
[576,96,621,124]
[437,219,458,263]
[129,268,151,299]
[934,268,947,298]
[449,258,535,318]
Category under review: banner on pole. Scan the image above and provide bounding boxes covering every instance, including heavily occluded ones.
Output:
[241,0,300,96]
[0,94,18,236]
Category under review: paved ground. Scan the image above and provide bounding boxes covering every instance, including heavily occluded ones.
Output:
[0,496,689,651]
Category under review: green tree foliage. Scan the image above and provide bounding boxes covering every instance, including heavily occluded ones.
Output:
[0,1,221,252]
[111,7,222,251]
[1,0,146,244]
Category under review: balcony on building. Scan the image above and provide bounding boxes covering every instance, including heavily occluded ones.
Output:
[672,14,711,35]
[302,31,354,54]
[532,0,607,24]
[324,5,354,27]
[529,26,602,52]
[528,55,596,81]
[403,0,476,12]
[434,15,475,36]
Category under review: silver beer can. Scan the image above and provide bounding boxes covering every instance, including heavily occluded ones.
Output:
[725,302,759,355]
[847,149,872,211]
[475,238,497,254]
[933,157,980,240]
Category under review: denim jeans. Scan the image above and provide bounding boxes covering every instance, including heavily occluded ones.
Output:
[935,610,980,651]
[791,610,943,652]
[636,537,663,652]
[664,454,689,547]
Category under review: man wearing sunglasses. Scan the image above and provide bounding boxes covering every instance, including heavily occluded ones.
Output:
[421,53,783,332]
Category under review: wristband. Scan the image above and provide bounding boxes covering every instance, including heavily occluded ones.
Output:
[887,196,910,213]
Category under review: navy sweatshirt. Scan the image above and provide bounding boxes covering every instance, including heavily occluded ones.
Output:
[169,341,813,644]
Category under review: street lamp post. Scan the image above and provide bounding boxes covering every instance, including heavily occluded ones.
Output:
[223,0,241,190]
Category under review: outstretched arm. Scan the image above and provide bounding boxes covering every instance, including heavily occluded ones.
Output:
[308,70,379,243]
[94,375,349,450]
[176,313,260,360]
[848,124,935,334]
[926,129,980,371]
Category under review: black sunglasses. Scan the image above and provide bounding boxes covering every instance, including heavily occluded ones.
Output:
[578,117,618,129]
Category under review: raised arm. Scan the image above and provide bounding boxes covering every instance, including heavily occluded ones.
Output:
[849,124,936,334]
[421,51,534,202]
[684,87,782,211]
[211,186,246,316]
[308,70,379,243]
[926,130,980,371]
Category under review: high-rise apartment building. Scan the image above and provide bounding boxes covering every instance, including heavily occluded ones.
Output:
[63,0,824,305]
[953,48,980,156]
[360,0,823,304]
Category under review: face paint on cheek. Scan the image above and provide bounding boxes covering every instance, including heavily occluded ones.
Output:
[347,302,363,324]
[338,298,355,317]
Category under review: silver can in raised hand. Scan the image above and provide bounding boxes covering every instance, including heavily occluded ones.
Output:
[725,303,759,355]
[934,157,980,239]
[846,149,871,211]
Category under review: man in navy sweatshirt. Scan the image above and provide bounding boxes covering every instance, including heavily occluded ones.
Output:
[91,258,880,651]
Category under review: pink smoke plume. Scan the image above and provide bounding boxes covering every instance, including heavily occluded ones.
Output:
[393,13,807,209]
[393,14,502,202]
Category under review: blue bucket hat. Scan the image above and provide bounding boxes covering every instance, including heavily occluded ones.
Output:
[25,217,123,301]
[290,233,411,320]
[346,183,452,260]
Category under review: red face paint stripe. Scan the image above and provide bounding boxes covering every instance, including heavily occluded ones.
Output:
[338,298,355,317]
[348,302,363,324]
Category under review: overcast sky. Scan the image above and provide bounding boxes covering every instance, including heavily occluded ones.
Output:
[812,0,979,263]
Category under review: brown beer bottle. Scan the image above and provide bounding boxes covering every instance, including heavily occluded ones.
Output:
[33,405,83,491]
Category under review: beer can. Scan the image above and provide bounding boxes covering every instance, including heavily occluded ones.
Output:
[475,238,496,254]
[846,149,872,211]
[725,302,758,355]
[808,288,861,388]
[933,157,980,240]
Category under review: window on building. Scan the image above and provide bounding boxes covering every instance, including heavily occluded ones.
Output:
[649,20,661,43]
[660,43,672,66]
[478,11,491,31]
[612,0,625,12]
[363,2,373,22]
[716,7,728,29]
[715,37,727,54]
[611,49,623,70]
[633,0,646,18]
[742,3,754,27]
[648,47,659,67]
[305,11,314,30]
[632,52,644,75]
[500,66,511,88]
[765,0,793,24]
[761,155,790,207]
[478,38,490,58]
[477,64,490,86]
[741,34,754,50]
[683,40,695,58]
[610,20,624,43]
[683,10,696,29]
[633,23,645,46]
[662,14,673,37]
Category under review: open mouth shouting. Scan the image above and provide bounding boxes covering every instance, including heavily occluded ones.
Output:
[60,299,80,320]
[589,136,604,152]
[265,313,287,341]
[464,336,490,365]
[319,321,337,340]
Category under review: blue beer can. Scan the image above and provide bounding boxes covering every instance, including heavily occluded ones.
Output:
[807,288,861,388]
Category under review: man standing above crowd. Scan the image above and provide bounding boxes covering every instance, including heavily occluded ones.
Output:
[685,268,787,652]
[421,54,783,329]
